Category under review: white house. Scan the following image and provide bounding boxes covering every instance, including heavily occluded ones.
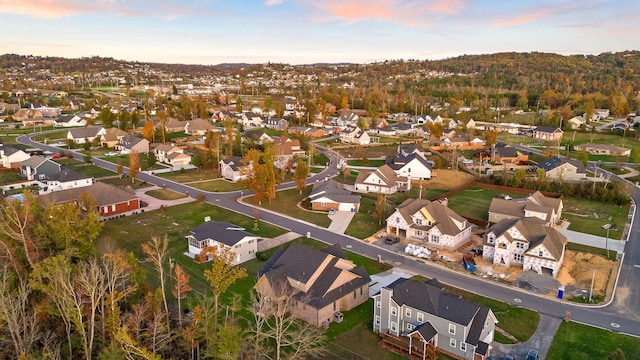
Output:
[44,169,94,193]
[0,141,30,168]
[66,126,106,144]
[219,156,251,182]
[186,219,259,265]
[354,164,410,194]
[53,114,86,127]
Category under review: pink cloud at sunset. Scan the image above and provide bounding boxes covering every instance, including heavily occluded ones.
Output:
[492,3,582,28]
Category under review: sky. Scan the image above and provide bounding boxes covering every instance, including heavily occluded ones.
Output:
[0,0,638,65]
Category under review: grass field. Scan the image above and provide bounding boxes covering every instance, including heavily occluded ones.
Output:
[156,168,221,182]
[144,188,186,200]
[188,179,245,192]
[70,164,115,177]
[445,186,526,221]
[0,170,23,184]
[547,321,640,360]
[345,196,384,239]
[563,197,629,239]
[347,159,386,167]
[243,187,332,228]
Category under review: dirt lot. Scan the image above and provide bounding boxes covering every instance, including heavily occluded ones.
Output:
[424,169,474,190]
[556,251,615,298]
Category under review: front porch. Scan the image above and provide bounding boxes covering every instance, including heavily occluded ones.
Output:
[379,331,438,360]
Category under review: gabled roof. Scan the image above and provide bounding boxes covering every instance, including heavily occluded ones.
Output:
[68,126,103,139]
[118,134,147,149]
[220,156,247,171]
[391,198,468,236]
[387,278,488,333]
[309,180,360,204]
[536,156,586,174]
[186,118,214,131]
[494,146,519,158]
[385,153,432,171]
[101,127,128,141]
[486,218,567,260]
[48,169,91,182]
[534,125,563,134]
[189,221,257,247]
[39,182,138,208]
[55,115,80,123]
[355,164,401,187]
[258,243,370,309]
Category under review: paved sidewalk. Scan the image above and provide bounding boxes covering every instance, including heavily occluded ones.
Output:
[557,225,625,254]
[619,166,640,179]
[257,231,301,252]
[133,186,195,212]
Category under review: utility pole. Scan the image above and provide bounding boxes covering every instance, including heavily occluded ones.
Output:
[589,270,595,302]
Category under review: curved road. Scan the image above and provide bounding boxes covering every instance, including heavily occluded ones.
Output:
[18,133,640,338]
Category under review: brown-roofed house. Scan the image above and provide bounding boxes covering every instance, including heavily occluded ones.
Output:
[255,243,370,326]
[482,217,568,277]
[488,191,563,226]
[39,182,140,217]
[354,164,410,194]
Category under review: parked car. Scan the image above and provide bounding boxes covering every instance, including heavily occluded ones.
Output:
[525,350,539,360]
[328,208,336,215]
[504,355,516,360]
[384,237,400,245]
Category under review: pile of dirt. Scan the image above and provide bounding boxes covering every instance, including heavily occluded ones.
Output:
[556,250,614,295]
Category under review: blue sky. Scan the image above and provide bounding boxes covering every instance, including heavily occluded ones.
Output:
[0,0,638,65]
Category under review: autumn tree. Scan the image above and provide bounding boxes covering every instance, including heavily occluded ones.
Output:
[0,192,42,270]
[147,151,157,169]
[172,264,191,327]
[242,148,267,205]
[294,159,309,194]
[157,110,169,143]
[142,235,170,318]
[262,145,278,203]
[142,120,155,142]
[129,150,140,184]
[203,246,247,326]
[375,192,386,225]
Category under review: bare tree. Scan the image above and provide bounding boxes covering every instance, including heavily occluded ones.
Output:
[0,192,41,270]
[0,266,40,357]
[142,235,170,319]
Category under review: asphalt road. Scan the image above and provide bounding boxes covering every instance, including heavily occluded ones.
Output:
[17,133,640,338]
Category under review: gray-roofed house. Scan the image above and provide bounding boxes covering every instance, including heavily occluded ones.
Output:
[66,126,106,144]
[488,191,563,226]
[373,278,496,360]
[385,152,432,180]
[20,155,61,181]
[39,182,140,217]
[115,134,150,154]
[186,219,259,265]
[44,168,94,193]
[535,156,586,181]
[53,114,86,127]
[354,164,410,194]
[219,156,251,182]
[262,117,288,130]
[339,126,370,145]
[0,140,30,168]
[386,198,472,250]
[308,180,361,212]
[492,144,529,165]
[255,242,370,326]
[482,217,568,277]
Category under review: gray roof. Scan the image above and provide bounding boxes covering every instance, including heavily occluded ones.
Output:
[40,182,138,208]
[385,153,432,171]
[21,155,48,168]
[189,221,257,247]
[220,156,246,171]
[534,125,563,134]
[68,126,103,139]
[48,169,91,182]
[387,278,489,335]
[309,180,360,204]
[118,134,147,149]
[536,156,586,174]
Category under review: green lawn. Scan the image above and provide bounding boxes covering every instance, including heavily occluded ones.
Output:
[145,188,186,200]
[98,177,154,190]
[54,157,83,166]
[70,164,115,177]
[446,186,525,221]
[563,197,629,239]
[188,179,245,192]
[103,153,168,171]
[0,170,22,185]
[243,187,332,228]
[345,196,384,239]
[347,159,386,167]
[547,321,640,360]
[156,168,221,183]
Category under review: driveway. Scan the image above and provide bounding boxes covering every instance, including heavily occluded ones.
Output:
[491,314,562,360]
[327,210,356,234]
[368,268,415,297]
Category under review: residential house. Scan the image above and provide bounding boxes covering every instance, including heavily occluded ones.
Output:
[39,182,140,217]
[0,140,30,168]
[385,152,432,180]
[288,126,326,138]
[69,99,86,111]
[336,111,359,127]
[100,127,128,148]
[0,103,20,114]
[154,144,192,167]
[185,118,215,136]
[67,126,106,144]
[273,136,305,169]
[575,143,631,157]
[308,180,360,212]
[239,112,263,128]
[13,109,43,122]
[163,118,187,133]
[339,126,370,145]
[115,134,149,154]
[482,218,568,277]
[536,156,586,181]
[398,144,425,159]
[20,155,61,181]
[219,156,251,182]
[44,168,94,193]
[373,278,496,360]
[492,144,529,165]
[592,109,610,121]
[386,198,472,250]
[53,114,86,127]
[567,116,587,130]
[262,117,288,130]
[243,130,274,145]
[354,164,410,194]
[186,219,259,265]
[255,242,370,326]
[488,191,563,226]
[532,126,563,142]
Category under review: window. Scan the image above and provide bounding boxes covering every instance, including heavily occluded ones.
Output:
[415,230,423,236]
[539,250,544,257]
[111,204,116,212]
[405,308,411,317]
[235,244,241,249]
[407,323,415,331]
[516,242,525,249]
[513,253,522,262]
[448,324,455,335]
[353,290,357,299]
[430,234,440,244]
[360,287,363,295]
[321,201,327,207]
[460,342,467,352]
[248,239,255,244]
[376,300,381,308]
[450,338,456,348]
[333,302,336,311]
[498,242,507,249]
[249,250,255,255]
[391,322,397,332]
[391,307,397,316]
[417,312,424,323]
[487,235,495,244]
[375,316,380,325]
[415,218,423,225]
